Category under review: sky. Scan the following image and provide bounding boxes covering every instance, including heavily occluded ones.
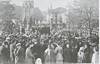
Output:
[9,0,73,11]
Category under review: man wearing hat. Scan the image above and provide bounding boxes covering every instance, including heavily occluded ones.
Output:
[77,47,85,63]
[14,43,24,64]
[25,43,35,64]
[6,36,11,44]
[1,41,10,64]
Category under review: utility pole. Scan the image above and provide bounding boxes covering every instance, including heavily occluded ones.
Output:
[88,7,92,37]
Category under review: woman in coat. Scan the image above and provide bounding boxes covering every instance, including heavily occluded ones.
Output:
[14,43,25,64]
[44,44,56,64]
[55,43,63,64]
[1,41,10,64]
[92,46,99,64]
[63,44,72,63]
[25,44,35,64]
[44,44,51,64]
[77,47,85,63]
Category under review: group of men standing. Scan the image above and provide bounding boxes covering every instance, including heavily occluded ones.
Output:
[0,31,99,64]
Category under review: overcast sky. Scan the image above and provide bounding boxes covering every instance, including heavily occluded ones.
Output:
[9,0,73,11]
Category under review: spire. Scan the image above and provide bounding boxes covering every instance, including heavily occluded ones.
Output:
[48,0,53,14]
[49,0,53,10]
[50,3,53,10]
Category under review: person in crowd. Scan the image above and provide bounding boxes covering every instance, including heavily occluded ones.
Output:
[77,46,85,63]
[63,44,72,63]
[44,43,56,64]
[40,39,48,64]
[83,43,92,63]
[49,43,56,64]
[14,43,24,64]
[71,44,78,63]
[10,40,16,63]
[32,40,42,60]
[35,58,42,64]
[92,46,99,64]
[44,44,51,64]
[0,44,3,63]
[1,41,10,64]
[0,27,99,64]
[25,43,35,64]
[55,43,63,64]
[5,36,11,45]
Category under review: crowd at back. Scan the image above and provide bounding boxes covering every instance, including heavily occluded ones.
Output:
[0,32,99,64]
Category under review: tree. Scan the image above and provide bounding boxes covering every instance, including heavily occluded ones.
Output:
[0,1,15,34]
[0,1,15,20]
[79,0,98,36]
[67,0,99,37]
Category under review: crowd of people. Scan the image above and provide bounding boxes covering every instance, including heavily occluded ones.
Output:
[0,29,99,64]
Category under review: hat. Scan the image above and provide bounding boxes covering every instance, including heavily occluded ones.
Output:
[3,41,8,45]
[16,43,21,46]
[32,39,37,42]
[79,47,84,51]
[6,37,10,40]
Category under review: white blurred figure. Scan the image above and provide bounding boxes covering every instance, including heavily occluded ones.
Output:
[44,44,56,64]
[77,47,85,63]
[92,46,99,64]
[0,45,3,55]
[10,41,16,62]
[0,44,3,63]
[44,45,51,64]
[55,43,63,64]
[14,43,22,64]
[25,44,35,64]
[35,58,42,64]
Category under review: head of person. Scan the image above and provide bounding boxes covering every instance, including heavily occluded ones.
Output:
[40,40,44,45]
[6,37,10,43]
[35,58,42,64]
[47,44,50,48]
[66,44,70,48]
[79,47,84,52]
[3,41,8,48]
[84,44,88,49]
[32,39,37,44]
[50,44,54,49]
[29,44,34,48]
[49,39,52,43]
[34,41,38,44]
[16,43,21,48]
[93,45,99,52]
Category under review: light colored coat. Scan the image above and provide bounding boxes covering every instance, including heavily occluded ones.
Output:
[44,48,51,64]
[92,52,99,64]
[35,58,42,64]
[25,47,34,64]
[44,47,56,64]
[55,45,63,64]
[77,47,85,63]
